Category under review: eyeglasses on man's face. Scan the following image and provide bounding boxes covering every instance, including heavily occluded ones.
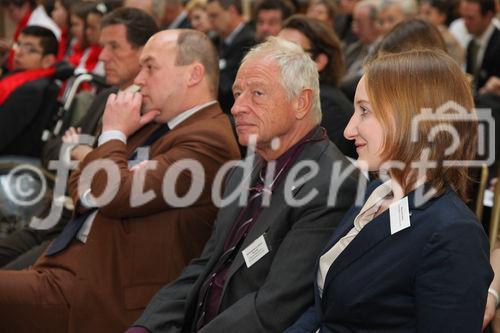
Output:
[12,42,43,55]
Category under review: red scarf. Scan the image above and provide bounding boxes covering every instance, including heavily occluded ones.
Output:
[83,45,102,72]
[57,28,69,61]
[68,42,85,67]
[68,44,102,72]
[0,67,55,105]
[7,9,33,70]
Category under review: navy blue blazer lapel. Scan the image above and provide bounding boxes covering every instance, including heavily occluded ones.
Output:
[321,182,439,294]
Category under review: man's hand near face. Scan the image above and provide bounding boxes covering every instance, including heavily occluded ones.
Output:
[102,91,160,138]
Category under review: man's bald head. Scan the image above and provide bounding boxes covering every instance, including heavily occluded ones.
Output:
[144,29,219,96]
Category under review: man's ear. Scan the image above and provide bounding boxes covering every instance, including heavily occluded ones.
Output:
[315,53,328,72]
[41,54,56,69]
[187,62,205,87]
[294,88,313,120]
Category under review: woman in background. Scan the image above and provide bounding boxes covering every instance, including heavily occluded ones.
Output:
[67,1,91,69]
[51,0,72,60]
[186,0,214,36]
[286,49,492,332]
[306,0,336,29]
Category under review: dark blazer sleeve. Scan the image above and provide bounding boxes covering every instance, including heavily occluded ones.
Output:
[415,218,492,332]
[0,79,48,152]
[284,305,320,333]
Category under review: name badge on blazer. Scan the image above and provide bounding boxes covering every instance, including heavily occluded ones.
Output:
[242,234,269,268]
[219,59,227,70]
[389,196,411,235]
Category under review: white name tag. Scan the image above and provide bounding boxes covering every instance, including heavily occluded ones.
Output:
[389,196,411,235]
[242,235,269,268]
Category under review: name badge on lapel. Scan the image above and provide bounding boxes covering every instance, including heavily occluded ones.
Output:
[242,234,269,268]
[389,196,411,235]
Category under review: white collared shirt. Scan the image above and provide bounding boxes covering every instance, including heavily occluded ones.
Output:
[76,100,217,243]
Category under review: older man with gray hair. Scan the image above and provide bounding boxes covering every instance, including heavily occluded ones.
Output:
[128,37,359,333]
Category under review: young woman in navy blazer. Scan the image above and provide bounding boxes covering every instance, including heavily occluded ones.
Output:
[286,49,493,333]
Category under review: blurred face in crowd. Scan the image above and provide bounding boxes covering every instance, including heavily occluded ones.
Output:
[163,3,182,26]
[86,12,102,45]
[278,28,327,72]
[189,7,213,33]
[134,31,190,122]
[52,0,69,29]
[207,1,234,37]
[340,0,358,14]
[378,3,406,35]
[352,4,380,44]
[307,2,333,26]
[13,34,54,71]
[256,9,284,41]
[231,56,298,150]
[419,2,445,26]
[70,15,85,43]
[99,24,143,89]
[344,76,385,171]
[124,0,154,15]
[461,0,493,37]
[5,3,29,22]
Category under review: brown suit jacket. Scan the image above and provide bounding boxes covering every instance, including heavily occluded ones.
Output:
[33,103,240,332]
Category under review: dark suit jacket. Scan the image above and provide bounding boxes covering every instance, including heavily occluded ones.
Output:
[0,77,58,157]
[286,181,493,333]
[319,84,356,159]
[30,103,240,332]
[466,26,500,91]
[216,24,256,114]
[134,136,360,333]
[41,86,118,168]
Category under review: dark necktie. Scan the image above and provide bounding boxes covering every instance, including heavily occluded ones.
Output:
[46,123,170,256]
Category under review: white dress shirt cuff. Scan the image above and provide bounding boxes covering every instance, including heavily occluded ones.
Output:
[98,130,127,146]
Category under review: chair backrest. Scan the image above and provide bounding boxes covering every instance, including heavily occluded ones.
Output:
[476,164,489,221]
[0,78,60,158]
[490,168,500,249]
[43,72,107,140]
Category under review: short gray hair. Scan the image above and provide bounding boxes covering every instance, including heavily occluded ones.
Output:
[241,36,322,124]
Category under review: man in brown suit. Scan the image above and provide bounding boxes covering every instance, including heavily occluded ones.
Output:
[0,29,240,332]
